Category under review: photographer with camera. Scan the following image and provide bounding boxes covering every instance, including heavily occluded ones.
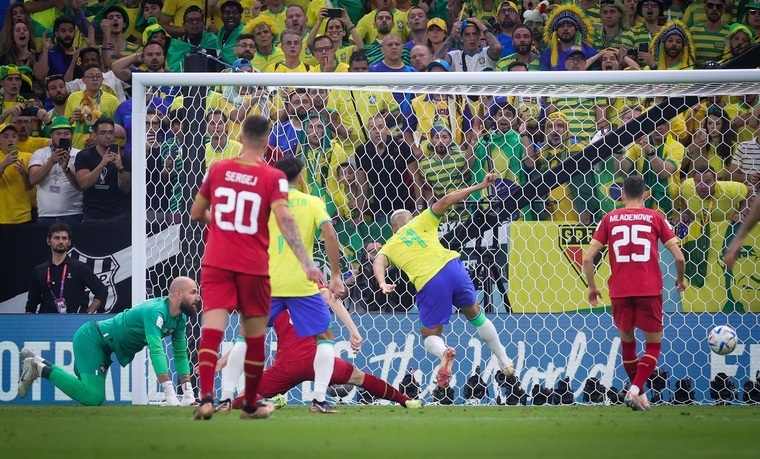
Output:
[28,117,83,224]
[74,117,130,222]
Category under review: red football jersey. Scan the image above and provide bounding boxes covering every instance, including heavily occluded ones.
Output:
[591,207,678,298]
[272,310,315,363]
[198,159,288,275]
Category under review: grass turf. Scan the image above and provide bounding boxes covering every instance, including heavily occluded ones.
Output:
[1,405,758,458]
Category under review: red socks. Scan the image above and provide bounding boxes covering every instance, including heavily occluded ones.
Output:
[621,340,639,384]
[632,342,661,390]
[244,335,266,409]
[362,374,410,406]
[198,328,224,401]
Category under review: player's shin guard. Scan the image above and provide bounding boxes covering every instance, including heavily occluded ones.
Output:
[632,342,661,391]
[361,373,411,406]
[243,335,266,409]
[621,340,639,383]
[470,312,511,366]
[198,328,224,402]
[313,340,335,403]
[221,339,246,402]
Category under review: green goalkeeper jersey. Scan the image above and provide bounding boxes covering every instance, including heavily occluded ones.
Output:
[96,297,190,377]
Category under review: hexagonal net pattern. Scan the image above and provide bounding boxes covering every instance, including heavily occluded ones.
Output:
[132,73,760,406]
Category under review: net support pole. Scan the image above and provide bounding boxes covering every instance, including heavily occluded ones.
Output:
[131,75,148,405]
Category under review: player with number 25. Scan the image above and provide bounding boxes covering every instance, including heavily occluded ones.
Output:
[190,115,322,421]
[583,175,685,412]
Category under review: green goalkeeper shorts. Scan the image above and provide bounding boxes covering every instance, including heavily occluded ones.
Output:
[72,321,114,379]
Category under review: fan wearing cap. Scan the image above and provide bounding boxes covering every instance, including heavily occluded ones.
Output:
[0,123,33,224]
[496,24,542,71]
[594,0,631,50]
[621,0,664,68]
[12,108,51,155]
[539,4,597,71]
[495,1,521,57]
[650,20,696,69]
[528,112,599,224]
[722,22,756,61]
[416,122,472,220]
[28,117,83,224]
[1,65,30,124]
[690,0,731,62]
[683,0,735,28]
[98,4,142,62]
[166,6,221,72]
[426,17,449,55]
[434,17,502,71]
[744,0,760,31]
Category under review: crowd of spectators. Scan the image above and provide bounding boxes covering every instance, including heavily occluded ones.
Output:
[1,0,759,311]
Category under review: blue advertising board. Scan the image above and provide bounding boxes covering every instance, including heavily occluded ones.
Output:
[1,313,757,405]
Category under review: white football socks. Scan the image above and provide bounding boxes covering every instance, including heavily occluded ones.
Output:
[220,340,246,402]
[424,335,447,358]
[475,319,511,368]
[312,341,335,403]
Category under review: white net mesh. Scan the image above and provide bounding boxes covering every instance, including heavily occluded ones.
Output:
[133,71,760,406]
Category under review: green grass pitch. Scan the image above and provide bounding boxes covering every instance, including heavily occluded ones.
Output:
[1,405,758,458]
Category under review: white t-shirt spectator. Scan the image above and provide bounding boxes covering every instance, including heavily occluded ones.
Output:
[29,146,83,218]
[447,47,497,72]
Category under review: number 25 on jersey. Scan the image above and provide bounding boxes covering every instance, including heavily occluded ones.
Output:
[611,224,651,263]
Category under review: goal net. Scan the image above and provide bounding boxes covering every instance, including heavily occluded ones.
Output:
[130,70,760,406]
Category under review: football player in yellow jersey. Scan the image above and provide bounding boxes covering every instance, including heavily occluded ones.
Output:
[267,156,346,413]
[373,173,515,391]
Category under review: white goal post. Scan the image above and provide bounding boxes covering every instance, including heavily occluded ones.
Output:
[130,70,760,406]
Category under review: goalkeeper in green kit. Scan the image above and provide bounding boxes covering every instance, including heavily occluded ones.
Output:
[17,277,200,406]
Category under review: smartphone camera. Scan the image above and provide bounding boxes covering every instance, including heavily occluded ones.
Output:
[638,43,649,54]
[58,138,71,151]
[21,107,40,117]
[325,8,342,18]
[108,144,119,153]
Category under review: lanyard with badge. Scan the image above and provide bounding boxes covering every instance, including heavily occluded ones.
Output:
[47,264,68,313]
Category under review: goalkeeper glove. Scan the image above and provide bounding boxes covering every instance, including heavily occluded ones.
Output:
[161,380,180,406]
[180,381,196,406]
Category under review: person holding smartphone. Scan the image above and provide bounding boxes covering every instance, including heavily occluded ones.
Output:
[73,117,131,222]
[0,123,33,224]
[28,117,84,224]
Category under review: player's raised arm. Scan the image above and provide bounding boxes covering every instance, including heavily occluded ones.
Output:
[431,173,497,216]
[273,204,324,283]
[373,253,396,294]
[583,240,604,306]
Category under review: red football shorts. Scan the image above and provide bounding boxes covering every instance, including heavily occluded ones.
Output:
[200,266,271,317]
[611,296,663,333]
[258,357,355,398]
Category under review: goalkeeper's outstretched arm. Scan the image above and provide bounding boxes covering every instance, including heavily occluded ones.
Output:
[430,173,497,216]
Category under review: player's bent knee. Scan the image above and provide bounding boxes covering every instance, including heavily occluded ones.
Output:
[80,393,106,406]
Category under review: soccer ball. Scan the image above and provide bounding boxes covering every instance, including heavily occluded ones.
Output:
[708,325,738,355]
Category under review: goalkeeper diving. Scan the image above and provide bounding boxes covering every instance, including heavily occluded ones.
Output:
[17,276,200,406]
